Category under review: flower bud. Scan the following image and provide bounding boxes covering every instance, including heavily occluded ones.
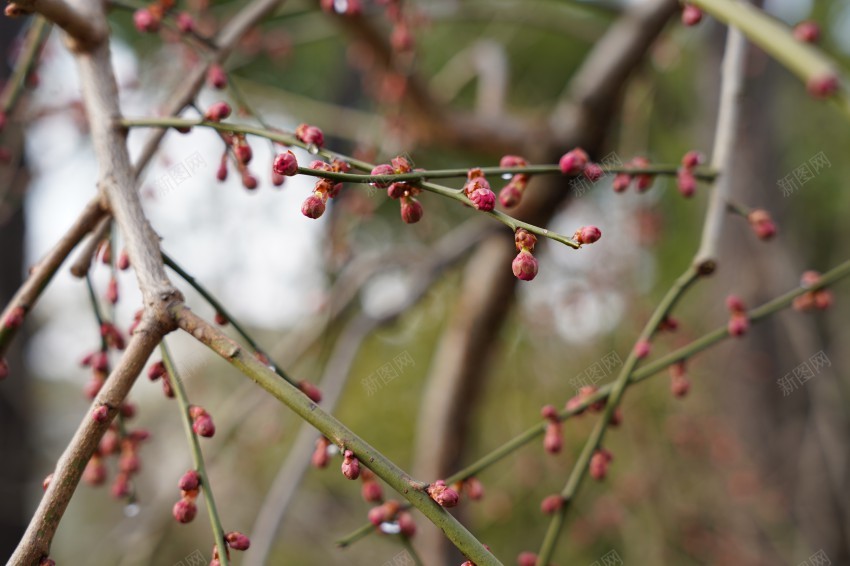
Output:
[540,494,564,514]
[4,306,24,329]
[515,228,537,252]
[190,408,216,438]
[676,168,696,197]
[583,163,604,182]
[612,173,632,192]
[179,470,201,491]
[727,313,749,337]
[301,194,326,219]
[793,21,820,43]
[233,140,252,165]
[369,164,395,188]
[83,457,107,485]
[499,182,524,208]
[681,150,704,169]
[204,102,232,122]
[397,511,416,537]
[117,250,130,270]
[609,407,623,427]
[148,360,166,381]
[681,4,702,26]
[634,340,651,359]
[512,250,538,281]
[726,295,746,313]
[540,404,559,422]
[43,473,53,491]
[575,225,601,245]
[226,531,251,551]
[500,155,528,168]
[176,12,194,33]
[631,156,654,191]
[391,156,413,174]
[747,209,776,240]
[559,148,589,175]
[368,500,399,525]
[401,197,424,224]
[242,172,258,190]
[341,450,361,480]
[464,477,484,500]
[362,479,383,502]
[173,498,197,523]
[133,8,160,33]
[671,375,691,398]
[295,123,324,148]
[207,64,227,89]
[518,552,538,566]
[589,448,613,481]
[106,277,119,304]
[273,150,299,176]
[807,74,839,99]
[39,558,55,566]
[543,422,562,454]
[111,473,130,498]
[427,480,459,507]
[92,405,110,423]
[468,186,496,211]
[387,182,409,199]
[298,380,323,403]
[312,437,331,468]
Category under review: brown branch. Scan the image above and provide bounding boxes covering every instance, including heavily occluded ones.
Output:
[69,215,111,278]
[8,318,165,564]
[5,0,106,52]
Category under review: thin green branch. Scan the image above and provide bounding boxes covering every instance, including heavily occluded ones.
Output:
[173,306,501,566]
[160,342,230,566]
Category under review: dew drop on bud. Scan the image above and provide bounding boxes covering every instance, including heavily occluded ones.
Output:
[307,144,319,155]
[501,173,512,180]
[124,503,140,517]
[379,521,402,534]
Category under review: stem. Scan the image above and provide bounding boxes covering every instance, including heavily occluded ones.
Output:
[335,521,375,548]
[161,251,297,386]
[160,342,230,566]
[0,17,51,114]
[535,266,701,566]
[400,536,425,566]
[173,306,502,566]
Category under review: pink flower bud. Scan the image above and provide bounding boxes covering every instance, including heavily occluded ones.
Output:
[807,73,839,99]
[204,102,231,122]
[583,163,604,182]
[83,457,106,485]
[242,172,258,190]
[397,511,416,537]
[515,228,537,252]
[512,250,539,281]
[671,375,691,398]
[559,148,589,175]
[727,313,749,337]
[609,407,623,426]
[544,422,562,454]
[369,164,395,188]
[119,452,140,474]
[681,150,704,169]
[225,531,251,551]
[391,23,414,52]
[427,480,459,507]
[179,470,201,491]
[659,316,679,332]
[612,173,632,192]
[747,209,776,240]
[4,306,24,329]
[540,494,564,514]
[575,225,601,245]
[173,498,197,523]
[192,413,216,438]
[92,405,109,423]
[273,150,299,176]
[106,277,119,304]
[468,186,496,211]
[361,479,383,502]
[295,123,324,148]
[312,437,331,468]
[368,500,400,525]
[207,64,227,89]
[342,450,361,480]
[234,141,252,165]
[518,552,538,566]
[540,404,559,422]
[589,448,613,480]
[681,4,702,26]
[725,294,746,313]
[676,168,696,197]
[464,477,484,500]
[176,12,194,33]
[299,380,323,403]
[401,197,424,224]
[500,155,528,168]
[133,8,160,33]
[793,21,820,43]
[148,360,166,380]
[301,194,326,219]
[499,183,524,208]
[43,473,53,491]
[387,182,410,199]
[391,156,413,174]
[631,156,654,191]
[634,340,651,359]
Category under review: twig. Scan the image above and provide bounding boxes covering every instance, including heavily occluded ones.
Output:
[70,216,111,278]
[160,342,230,566]
[172,306,502,566]
[5,0,105,52]
[0,17,51,115]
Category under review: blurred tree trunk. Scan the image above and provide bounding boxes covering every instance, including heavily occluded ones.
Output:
[0,15,33,562]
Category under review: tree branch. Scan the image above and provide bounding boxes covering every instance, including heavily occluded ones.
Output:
[5,0,106,52]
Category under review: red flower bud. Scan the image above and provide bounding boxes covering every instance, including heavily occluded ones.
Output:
[273,150,299,176]
[589,448,613,480]
[558,148,589,175]
[387,182,409,200]
[241,172,258,190]
[225,531,251,551]
[397,511,416,537]
[204,102,231,122]
[214,311,228,326]
[575,225,601,245]
[312,437,331,468]
[793,21,820,44]
[544,421,562,454]
[515,228,537,252]
[295,123,324,148]
[401,197,424,224]
[148,360,166,381]
[726,295,746,313]
[540,494,564,514]
[499,182,524,208]
[518,552,538,566]
[173,498,197,523]
[342,449,361,480]
[681,4,703,26]
[583,163,604,182]
[4,306,24,329]
[634,340,651,359]
[92,405,110,423]
[807,73,839,99]
[370,164,395,188]
[391,156,413,174]
[83,457,107,486]
[42,473,53,491]
[106,277,119,304]
[631,156,654,191]
[207,64,227,89]
[117,250,130,270]
[727,313,749,337]
[464,477,484,500]
[512,250,538,281]
[681,150,704,169]
[747,209,776,240]
[176,12,194,33]
[540,404,559,422]
[362,479,383,502]
[427,480,459,507]
[676,168,697,197]
[298,380,322,403]
[192,410,216,438]
[500,155,528,168]
[671,375,691,398]
[301,194,326,219]
[469,186,496,211]
[133,8,160,33]
[612,173,632,192]
[368,500,400,525]
[179,470,201,491]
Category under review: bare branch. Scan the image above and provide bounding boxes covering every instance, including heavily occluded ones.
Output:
[5,0,106,52]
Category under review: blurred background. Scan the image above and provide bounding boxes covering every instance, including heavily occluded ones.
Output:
[1,0,850,564]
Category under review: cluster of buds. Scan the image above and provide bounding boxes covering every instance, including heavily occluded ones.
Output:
[612,156,655,193]
[295,123,325,149]
[341,449,361,480]
[133,0,175,33]
[147,359,176,398]
[793,21,821,44]
[360,469,383,502]
[173,469,200,523]
[366,499,416,536]
[204,101,232,123]
[427,480,459,507]
[217,131,258,190]
[372,156,424,224]
[301,158,350,219]
[681,3,703,26]
[464,168,496,212]
[512,228,539,282]
[80,350,109,398]
[311,436,333,468]
[189,405,216,438]
[747,209,776,240]
[541,404,562,454]
[726,295,749,337]
[589,448,613,480]
[676,150,703,198]
[498,155,530,208]
[793,270,834,311]
[669,361,690,398]
[81,425,149,500]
